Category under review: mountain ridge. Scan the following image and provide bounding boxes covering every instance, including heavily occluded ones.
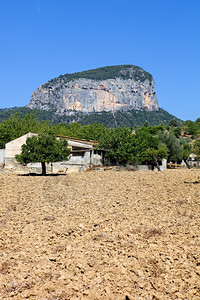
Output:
[28,65,159,114]
[0,66,182,127]
[44,65,153,85]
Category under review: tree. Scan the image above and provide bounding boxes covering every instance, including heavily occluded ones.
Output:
[158,131,182,162]
[195,118,200,124]
[16,133,70,175]
[131,127,158,164]
[169,119,181,127]
[173,127,181,138]
[146,143,168,171]
[0,113,51,149]
[194,139,200,158]
[98,127,135,165]
[184,120,198,137]
[144,121,150,127]
[182,143,191,169]
[98,125,168,167]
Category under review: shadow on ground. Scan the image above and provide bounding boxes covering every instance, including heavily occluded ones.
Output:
[18,173,67,177]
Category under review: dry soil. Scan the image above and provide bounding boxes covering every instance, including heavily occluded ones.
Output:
[0,169,200,299]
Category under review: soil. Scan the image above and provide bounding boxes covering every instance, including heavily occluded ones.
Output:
[0,169,200,299]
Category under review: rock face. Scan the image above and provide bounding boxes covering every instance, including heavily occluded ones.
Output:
[28,65,159,115]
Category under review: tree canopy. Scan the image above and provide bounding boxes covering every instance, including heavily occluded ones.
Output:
[0,112,199,169]
[15,133,70,175]
[194,139,200,158]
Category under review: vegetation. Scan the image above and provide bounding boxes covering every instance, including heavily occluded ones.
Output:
[1,112,199,168]
[15,133,70,175]
[194,139,200,158]
[0,113,50,148]
[158,131,182,162]
[146,143,168,171]
[168,119,181,127]
[0,107,58,124]
[44,65,153,87]
[0,106,182,127]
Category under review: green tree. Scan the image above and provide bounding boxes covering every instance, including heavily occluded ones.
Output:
[131,127,160,164]
[184,120,198,137]
[173,127,181,138]
[169,119,181,127]
[98,127,135,165]
[0,113,51,148]
[144,121,150,127]
[182,143,192,168]
[194,139,200,158]
[16,133,70,175]
[98,126,168,167]
[195,118,200,124]
[158,131,182,162]
[149,124,165,135]
[146,143,168,171]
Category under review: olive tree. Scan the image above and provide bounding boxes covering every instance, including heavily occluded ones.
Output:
[16,133,70,175]
[194,139,200,158]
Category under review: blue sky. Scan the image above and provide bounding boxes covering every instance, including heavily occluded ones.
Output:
[0,0,199,121]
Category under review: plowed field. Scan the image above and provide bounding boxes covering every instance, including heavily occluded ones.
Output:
[0,169,200,299]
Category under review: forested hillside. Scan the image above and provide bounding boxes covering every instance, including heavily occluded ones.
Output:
[44,65,153,87]
[0,107,181,127]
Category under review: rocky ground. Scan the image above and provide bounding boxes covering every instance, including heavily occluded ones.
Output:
[0,169,200,299]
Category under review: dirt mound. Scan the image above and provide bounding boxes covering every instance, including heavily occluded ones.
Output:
[0,169,200,299]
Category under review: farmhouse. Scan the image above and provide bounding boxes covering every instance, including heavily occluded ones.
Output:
[0,133,104,173]
[187,153,199,168]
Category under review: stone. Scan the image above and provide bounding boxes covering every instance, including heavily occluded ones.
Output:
[28,66,158,115]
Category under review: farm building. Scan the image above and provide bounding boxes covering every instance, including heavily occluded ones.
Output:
[187,153,199,168]
[0,133,104,173]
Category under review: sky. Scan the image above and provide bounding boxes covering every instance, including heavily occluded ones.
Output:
[0,0,199,121]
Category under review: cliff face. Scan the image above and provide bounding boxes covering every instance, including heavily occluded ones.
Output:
[28,65,159,115]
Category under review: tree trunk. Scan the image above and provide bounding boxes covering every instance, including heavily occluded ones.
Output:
[184,159,191,169]
[155,160,161,171]
[41,162,46,175]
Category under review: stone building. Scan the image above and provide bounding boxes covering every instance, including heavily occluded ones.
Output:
[1,133,104,173]
[187,153,199,168]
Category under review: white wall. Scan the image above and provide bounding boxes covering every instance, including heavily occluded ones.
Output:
[5,133,37,168]
[0,149,5,164]
[5,133,37,159]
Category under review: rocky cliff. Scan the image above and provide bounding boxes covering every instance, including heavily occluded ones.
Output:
[28,65,159,115]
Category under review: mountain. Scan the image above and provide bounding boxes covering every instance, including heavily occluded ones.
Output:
[28,65,159,115]
[0,65,182,127]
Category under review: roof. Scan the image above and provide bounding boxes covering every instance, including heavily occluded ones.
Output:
[5,133,99,149]
[55,135,99,146]
[6,132,37,146]
[189,153,197,158]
